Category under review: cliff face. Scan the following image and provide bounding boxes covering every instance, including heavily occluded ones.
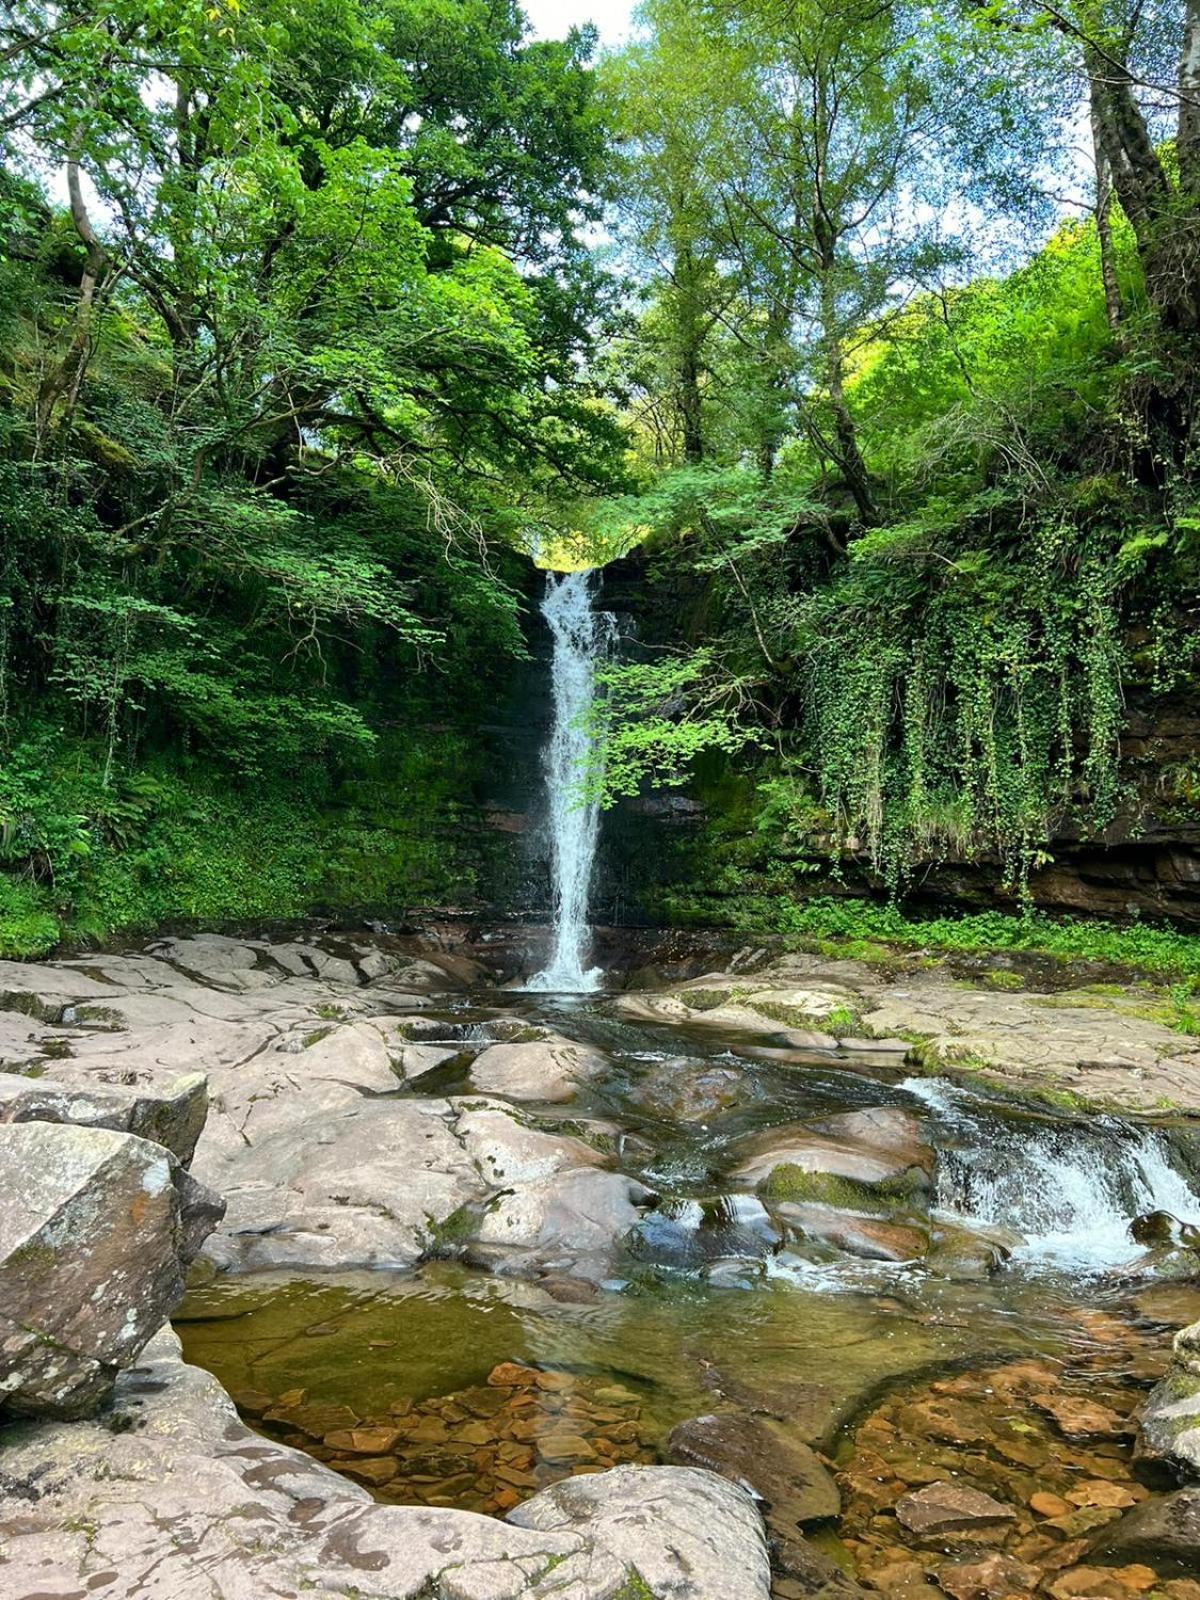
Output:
[591,555,1200,930]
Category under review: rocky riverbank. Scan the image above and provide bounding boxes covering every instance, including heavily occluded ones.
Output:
[3,927,1200,1597]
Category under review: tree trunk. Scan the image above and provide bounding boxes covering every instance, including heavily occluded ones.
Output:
[1089,83,1123,332]
[36,150,107,439]
[674,243,707,464]
[817,248,877,525]
[1084,41,1199,334]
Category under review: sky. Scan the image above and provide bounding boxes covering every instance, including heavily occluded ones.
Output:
[523,0,637,47]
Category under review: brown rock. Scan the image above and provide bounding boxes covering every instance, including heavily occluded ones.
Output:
[1045,1507,1125,1538]
[456,1385,509,1418]
[494,1463,538,1489]
[230,1388,273,1417]
[1044,1568,1130,1600]
[334,1454,398,1486]
[537,1432,597,1463]
[936,1553,1040,1600]
[668,1411,841,1526]
[323,1425,404,1455]
[895,1482,1017,1540]
[994,1437,1049,1470]
[488,1362,537,1387]
[986,1361,1064,1398]
[1037,1539,1091,1572]
[897,1400,991,1447]
[404,1415,449,1444]
[1111,1567,1158,1592]
[1030,1493,1073,1518]
[262,1401,359,1439]
[1030,1395,1129,1442]
[1066,1482,1138,1510]
[454,1420,495,1446]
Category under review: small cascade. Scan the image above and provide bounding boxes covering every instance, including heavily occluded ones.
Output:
[527,569,615,992]
[905,1077,1200,1269]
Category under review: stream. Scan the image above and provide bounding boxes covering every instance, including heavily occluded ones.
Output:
[175,980,1200,1574]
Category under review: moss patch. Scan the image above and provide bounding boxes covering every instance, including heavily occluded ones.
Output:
[759,1164,923,1211]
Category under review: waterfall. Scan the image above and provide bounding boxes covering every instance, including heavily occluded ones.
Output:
[527,570,615,992]
[905,1077,1200,1270]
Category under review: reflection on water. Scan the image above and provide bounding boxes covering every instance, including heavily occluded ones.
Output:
[177,1258,1173,1513]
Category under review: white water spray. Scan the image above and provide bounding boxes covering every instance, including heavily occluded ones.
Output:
[527,570,615,992]
[904,1076,1200,1270]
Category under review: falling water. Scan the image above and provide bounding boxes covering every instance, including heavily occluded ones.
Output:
[527,570,615,992]
[905,1076,1200,1270]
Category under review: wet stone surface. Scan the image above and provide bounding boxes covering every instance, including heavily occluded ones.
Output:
[834,1308,1198,1596]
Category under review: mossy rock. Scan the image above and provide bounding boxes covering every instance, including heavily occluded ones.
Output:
[759,1164,924,1213]
[681,988,734,1012]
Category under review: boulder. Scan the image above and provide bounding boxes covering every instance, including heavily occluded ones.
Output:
[1089,1486,1200,1572]
[0,1122,224,1417]
[508,1463,772,1600]
[0,1329,772,1599]
[667,1411,841,1526]
[1137,1315,1200,1476]
[0,1068,209,1164]
[468,1035,607,1102]
[630,1058,757,1122]
[774,1201,929,1262]
[730,1107,934,1200]
[473,1166,649,1280]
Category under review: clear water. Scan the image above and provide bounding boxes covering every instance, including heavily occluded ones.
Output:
[527,571,615,993]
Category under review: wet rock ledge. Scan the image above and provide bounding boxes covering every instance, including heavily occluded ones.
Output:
[0,1043,770,1599]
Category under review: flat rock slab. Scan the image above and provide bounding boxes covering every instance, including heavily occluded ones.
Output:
[895,1481,1017,1541]
[635,957,1200,1114]
[469,1036,607,1102]
[0,1327,771,1599]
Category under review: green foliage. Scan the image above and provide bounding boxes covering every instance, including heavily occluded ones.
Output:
[592,211,1196,895]
[0,0,626,951]
[0,726,501,956]
[667,894,1200,985]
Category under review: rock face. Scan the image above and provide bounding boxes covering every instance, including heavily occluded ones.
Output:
[1137,1315,1200,1476]
[0,1122,223,1418]
[0,1327,773,1600]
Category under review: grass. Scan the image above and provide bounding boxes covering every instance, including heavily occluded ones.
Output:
[673,893,1200,986]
